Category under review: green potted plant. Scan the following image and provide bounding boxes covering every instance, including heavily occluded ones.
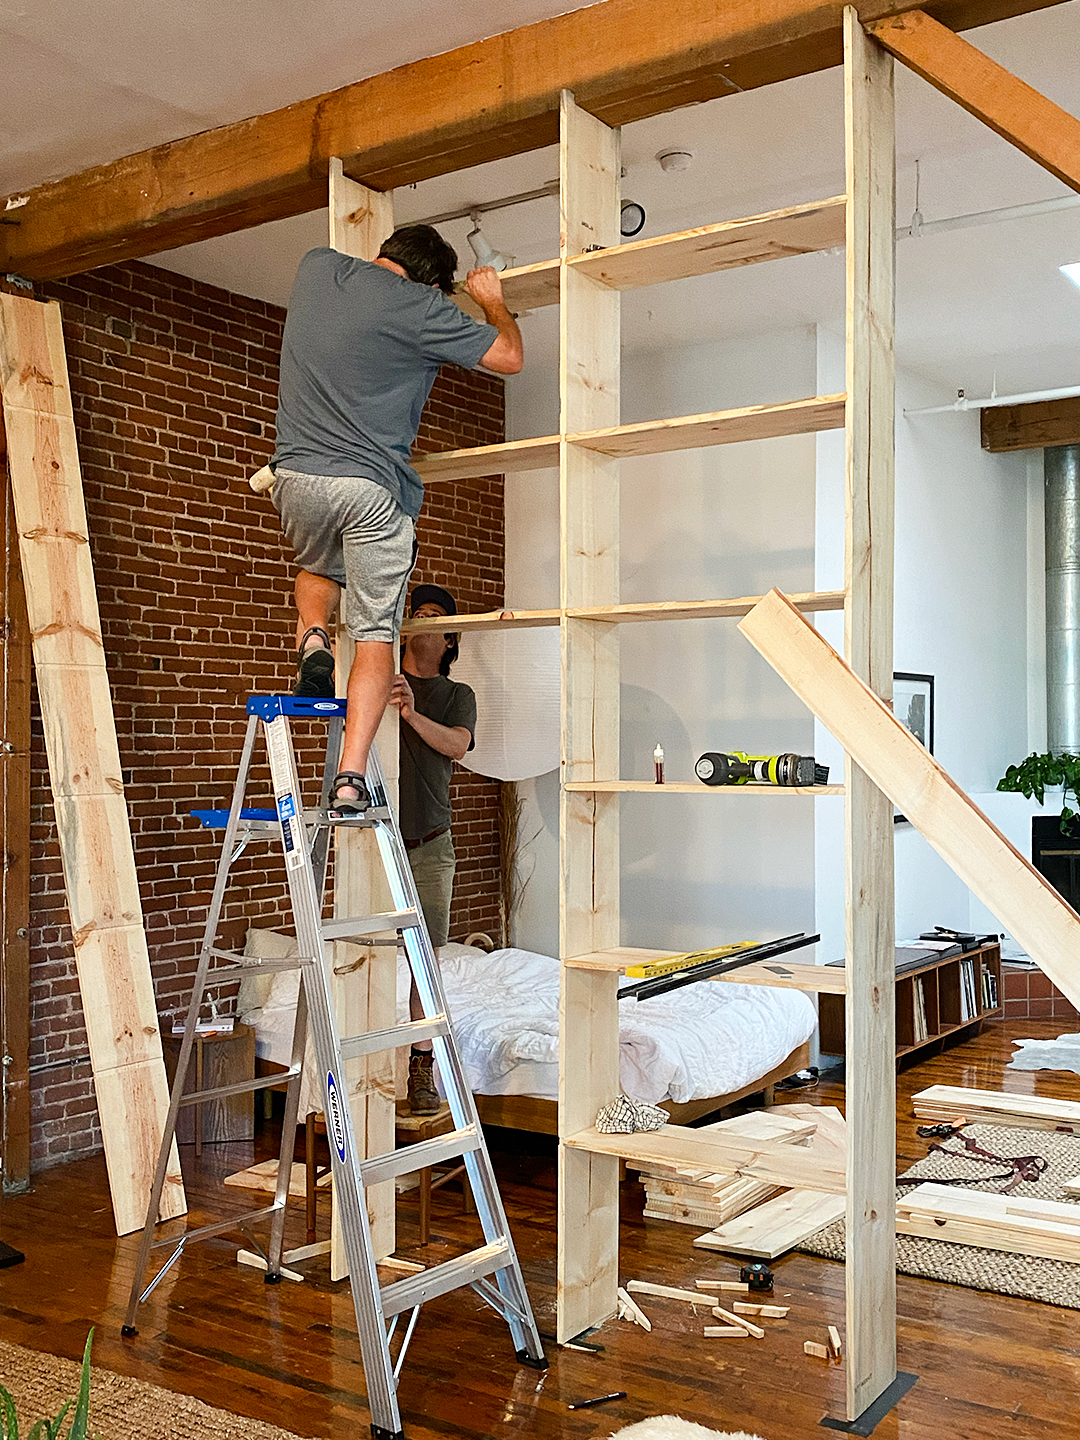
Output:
[0,1331,93,1440]
[997,751,1080,834]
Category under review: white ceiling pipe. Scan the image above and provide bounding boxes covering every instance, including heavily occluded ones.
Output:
[897,191,1080,241]
[907,384,1080,416]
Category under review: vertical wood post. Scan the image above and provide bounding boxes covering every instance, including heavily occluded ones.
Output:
[0,453,30,1192]
[843,7,897,1420]
[326,160,399,1272]
[556,90,623,1342]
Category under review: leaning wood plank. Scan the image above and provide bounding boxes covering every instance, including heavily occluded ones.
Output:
[564,1125,846,1194]
[0,293,183,1234]
[567,196,847,289]
[693,1189,845,1258]
[867,10,1080,194]
[617,1286,653,1330]
[568,393,845,457]
[328,163,397,1277]
[738,587,1080,1013]
[912,1084,1080,1131]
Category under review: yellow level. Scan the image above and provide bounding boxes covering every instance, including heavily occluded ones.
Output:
[625,941,759,979]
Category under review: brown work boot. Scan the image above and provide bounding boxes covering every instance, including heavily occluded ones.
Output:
[407,1049,439,1115]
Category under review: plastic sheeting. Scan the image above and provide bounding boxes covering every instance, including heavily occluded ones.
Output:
[451,625,560,781]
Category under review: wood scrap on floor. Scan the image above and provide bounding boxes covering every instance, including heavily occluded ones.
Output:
[896,1182,1080,1263]
[704,1325,747,1337]
[804,1340,830,1360]
[828,1325,843,1358]
[695,1279,750,1293]
[224,1160,330,1199]
[626,1279,712,1306]
[912,1084,1080,1132]
[632,1107,819,1228]
[617,1286,652,1330]
[712,1305,764,1338]
[733,1302,789,1318]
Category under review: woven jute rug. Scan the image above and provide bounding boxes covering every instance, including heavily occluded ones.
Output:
[800,1122,1080,1308]
[0,1339,314,1440]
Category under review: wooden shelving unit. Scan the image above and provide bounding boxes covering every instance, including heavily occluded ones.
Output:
[552,8,899,1420]
[818,943,1003,1061]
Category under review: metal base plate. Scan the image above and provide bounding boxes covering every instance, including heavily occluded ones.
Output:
[820,1372,918,1436]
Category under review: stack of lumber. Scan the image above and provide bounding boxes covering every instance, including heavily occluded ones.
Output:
[912,1084,1080,1132]
[897,1182,1080,1263]
[691,1104,848,1259]
[631,1108,816,1228]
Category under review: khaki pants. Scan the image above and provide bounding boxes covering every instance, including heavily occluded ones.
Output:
[407,829,456,948]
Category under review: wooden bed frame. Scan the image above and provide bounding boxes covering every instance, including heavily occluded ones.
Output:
[472,1040,812,1136]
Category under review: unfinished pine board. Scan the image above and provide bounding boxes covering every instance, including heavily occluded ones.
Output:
[867,10,1080,194]
[740,589,1080,1014]
[568,393,845,458]
[895,1183,1080,1264]
[0,291,184,1235]
[1062,1174,1080,1196]
[564,1124,845,1194]
[564,947,845,996]
[563,779,841,794]
[911,1085,1080,1131]
[839,11,898,1420]
[556,91,623,1344]
[616,1286,652,1330]
[695,1281,751,1293]
[705,1326,748,1338]
[712,1305,765,1338]
[626,1280,714,1306]
[328,163,397,1276]
[224,1160,328,1200]
[413,433,559,483]
[734,1303,790,1318]
[567,589,846,624]
[693,1188,847,1258]
[401,607,561,634]
[455,256,562,319]
[567,195,847,290]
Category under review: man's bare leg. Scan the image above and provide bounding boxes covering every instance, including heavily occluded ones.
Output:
[295,569,340,650]
[336,640,395,797]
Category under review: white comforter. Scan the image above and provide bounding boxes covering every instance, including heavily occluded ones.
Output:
[436,944,815,1105]
[244,942,817,1109]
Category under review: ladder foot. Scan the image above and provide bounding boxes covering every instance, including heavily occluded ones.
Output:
[516,1348,549,1370]
[370,1427,405,1440]
[264,1272,283,1285]
[120,1325,138,1338]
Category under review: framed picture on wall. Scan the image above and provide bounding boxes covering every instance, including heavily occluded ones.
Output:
[893,672,934,824]
[893,672,934,752]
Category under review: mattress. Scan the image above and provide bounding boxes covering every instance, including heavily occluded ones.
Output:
[244,940,817,1109]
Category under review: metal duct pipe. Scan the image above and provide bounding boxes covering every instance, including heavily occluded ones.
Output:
[1046,445,1080,754]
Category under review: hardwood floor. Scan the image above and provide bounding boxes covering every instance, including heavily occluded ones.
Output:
[4,1019,1080,1438]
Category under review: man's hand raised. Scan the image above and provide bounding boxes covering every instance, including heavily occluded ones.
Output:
[465,266,506,311]
[467,266,524,376]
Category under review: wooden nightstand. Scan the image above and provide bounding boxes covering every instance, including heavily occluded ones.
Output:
[163,1022,256,1153]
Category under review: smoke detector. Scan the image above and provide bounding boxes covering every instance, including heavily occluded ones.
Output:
[657,149,694,173]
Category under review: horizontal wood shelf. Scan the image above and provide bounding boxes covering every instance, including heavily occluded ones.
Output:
[563,948,845,993]
[563,780,843,795]
[562,1124,844,1194]
[401,607,560,634]
[567,589,845,623]
[414,396,845,484]
[567,195,847,291]
[451,197,847,317]
[569,394,845,457]
[414,434,558,483]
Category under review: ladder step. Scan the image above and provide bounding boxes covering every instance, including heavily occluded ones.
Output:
[379,1240,511,1318]
[359,1126,481,1187]
[321,909,420,942]
[208,950,310,974]
[340,1016,449,1060]
[177,1068,300,1107]
[151,1203,281,1249]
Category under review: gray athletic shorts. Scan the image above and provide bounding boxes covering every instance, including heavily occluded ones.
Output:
[272,469,416,643]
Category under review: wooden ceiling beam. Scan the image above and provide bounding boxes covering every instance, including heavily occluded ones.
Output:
[0,0,1069,280]
[867,8,1080,192]
[981,395,1080,451]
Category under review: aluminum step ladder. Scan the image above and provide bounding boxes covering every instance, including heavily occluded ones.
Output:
[122,693,546,1440]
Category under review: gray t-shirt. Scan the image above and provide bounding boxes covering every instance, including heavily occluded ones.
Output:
[273,248,497,521]
[399,672,477,840]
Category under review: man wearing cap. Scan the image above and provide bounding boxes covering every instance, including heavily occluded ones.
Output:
[392,584,476,1113]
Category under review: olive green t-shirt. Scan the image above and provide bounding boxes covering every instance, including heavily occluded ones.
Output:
[399,672,477,840]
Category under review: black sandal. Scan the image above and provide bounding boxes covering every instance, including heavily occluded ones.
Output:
[328,772,371,817]
[294,626,335,698]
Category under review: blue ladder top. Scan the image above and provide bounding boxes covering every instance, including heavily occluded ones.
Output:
[246,694,347,720]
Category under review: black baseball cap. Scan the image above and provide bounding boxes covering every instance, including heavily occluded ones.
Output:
[410,584,457,617]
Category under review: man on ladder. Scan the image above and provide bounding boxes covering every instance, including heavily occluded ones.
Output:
[268,225,522,815]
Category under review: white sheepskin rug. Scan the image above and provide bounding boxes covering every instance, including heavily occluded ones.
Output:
[609,1420,766,1440]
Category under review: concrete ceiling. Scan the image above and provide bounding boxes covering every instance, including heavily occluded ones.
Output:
[6,0,1080,403]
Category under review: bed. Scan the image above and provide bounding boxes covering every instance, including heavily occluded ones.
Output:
[241,933,817,1131]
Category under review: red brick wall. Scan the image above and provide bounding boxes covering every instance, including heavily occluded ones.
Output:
[26,260,504,1169]
[1002,965,1079,1022]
